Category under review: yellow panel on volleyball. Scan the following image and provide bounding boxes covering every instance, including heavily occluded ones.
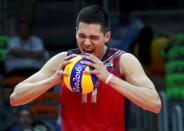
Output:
[63,55,82,91]
[81,66,94,94]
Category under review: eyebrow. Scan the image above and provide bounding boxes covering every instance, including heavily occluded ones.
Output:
[78,33,100,37]
[90,35,100,38]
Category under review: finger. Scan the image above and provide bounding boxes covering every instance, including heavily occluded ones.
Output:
[59,70,69,84]
[84,53,93,56]
[84,53,97,59]
[58,70,69,76]
[83,70,97,75]
[62,54,77,69]
[63,72,69,76]
[81,54,96,64]
[61,60,73,69]
[80,61,97,68]
[64,54,77,61]
[84,53,100,63]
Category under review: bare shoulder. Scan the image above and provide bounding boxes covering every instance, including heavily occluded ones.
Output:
[119,53,155,89]
[120,53,139,63]
[119,53,144,75]
[40,52,68,73]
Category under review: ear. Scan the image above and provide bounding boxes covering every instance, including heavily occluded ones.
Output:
[75,27,78,39]
[105,31,111,43]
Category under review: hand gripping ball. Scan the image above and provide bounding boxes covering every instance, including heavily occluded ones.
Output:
[63,55,99,94]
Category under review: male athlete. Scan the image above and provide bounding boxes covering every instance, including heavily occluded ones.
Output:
[10,5,161,131]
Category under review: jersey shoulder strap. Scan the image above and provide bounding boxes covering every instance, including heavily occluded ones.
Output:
[67,48,80,56]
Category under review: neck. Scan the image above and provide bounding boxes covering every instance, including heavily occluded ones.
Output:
[100,46,107,60]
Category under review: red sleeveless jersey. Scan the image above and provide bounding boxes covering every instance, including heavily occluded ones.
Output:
[61,48,126,131]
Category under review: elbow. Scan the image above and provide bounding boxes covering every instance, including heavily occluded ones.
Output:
[10,93,21,106]
[152,98,162,113]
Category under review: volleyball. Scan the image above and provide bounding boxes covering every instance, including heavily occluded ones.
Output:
[63,55,99,94]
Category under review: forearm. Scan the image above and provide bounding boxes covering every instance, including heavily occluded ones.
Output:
[10,76,57,106]
[108,75,161,113]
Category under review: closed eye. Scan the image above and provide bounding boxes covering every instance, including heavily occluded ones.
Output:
[78,35,86,39]
[90,36,99,41]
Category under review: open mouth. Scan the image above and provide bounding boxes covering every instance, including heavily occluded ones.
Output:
[83,49,95,54]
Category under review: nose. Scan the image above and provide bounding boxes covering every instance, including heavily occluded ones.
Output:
[83,38,92,47]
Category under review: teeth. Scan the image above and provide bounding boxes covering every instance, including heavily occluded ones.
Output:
[86,49,92,50]
[86,50,93,52]
[84,49,94,53]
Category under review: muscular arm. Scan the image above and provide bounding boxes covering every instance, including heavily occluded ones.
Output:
[108,53,161,113]
[10,52,67,106]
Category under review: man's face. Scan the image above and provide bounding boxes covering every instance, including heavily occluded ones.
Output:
[19,110,33,127]
[76,22,110,59]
